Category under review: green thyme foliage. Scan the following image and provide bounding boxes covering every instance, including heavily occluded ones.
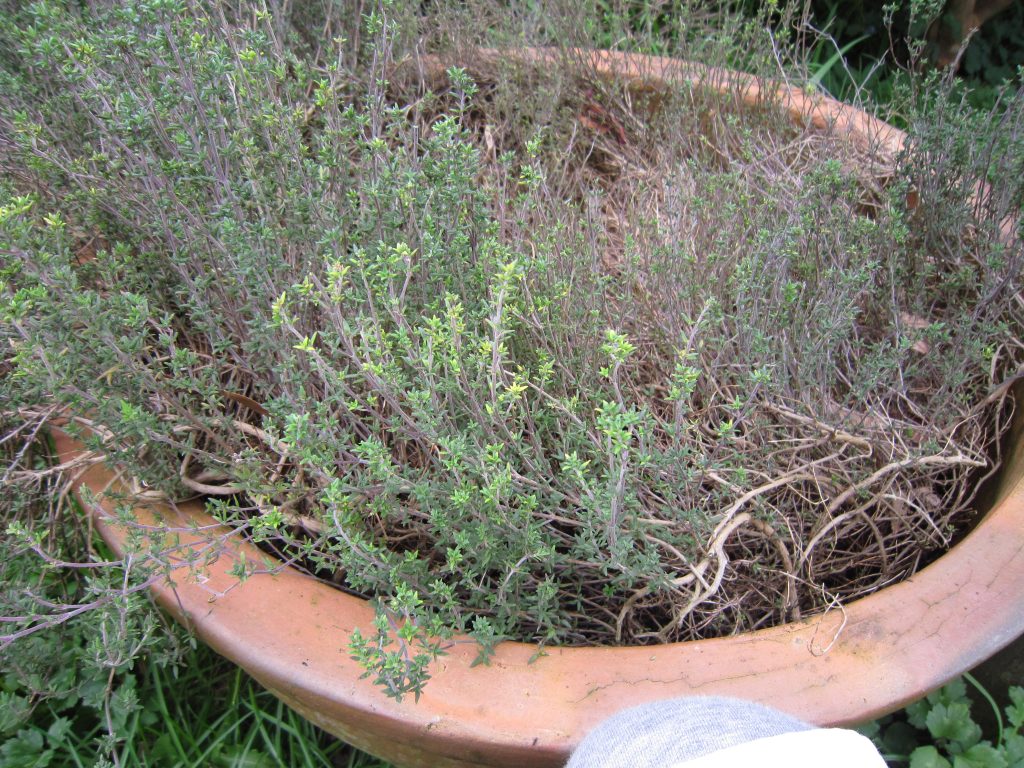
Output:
[1,477,176,766]
[864,675,1024,768]
[1,0,1022,702]
[2,603,373,768]
[348,583,448,703]
[0,432,382,766]
[0,431,385,766]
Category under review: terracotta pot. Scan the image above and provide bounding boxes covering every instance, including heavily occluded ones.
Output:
[53,49,1024,768]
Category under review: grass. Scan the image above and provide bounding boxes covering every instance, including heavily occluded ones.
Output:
[126,654,373,768]
[1,638,392,768]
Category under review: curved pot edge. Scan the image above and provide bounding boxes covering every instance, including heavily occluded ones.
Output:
[52,404,1024,768]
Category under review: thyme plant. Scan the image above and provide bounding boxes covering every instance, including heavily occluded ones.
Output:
[2,0,1021,700]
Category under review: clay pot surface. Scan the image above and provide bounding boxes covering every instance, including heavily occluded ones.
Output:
[54,49,1024,768]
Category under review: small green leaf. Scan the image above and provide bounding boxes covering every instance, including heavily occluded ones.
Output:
[0,728,54,768]
[952,743,1007,768]
[909,698,934,729]
[1006,687,1024,730]
[910,745,953,768]
[0,692,32,736]
[927,701,983,749]
[1002,732,1024,764]
[44,717,72,746]
[293,331,318,352]
[528,646,548,664]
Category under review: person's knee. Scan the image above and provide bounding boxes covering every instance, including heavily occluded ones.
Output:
[566,696,885,768]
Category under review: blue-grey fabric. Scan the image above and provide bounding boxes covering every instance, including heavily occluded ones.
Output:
[566,696,814,768]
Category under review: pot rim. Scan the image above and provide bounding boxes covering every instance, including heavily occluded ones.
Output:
[51,47,1024,768]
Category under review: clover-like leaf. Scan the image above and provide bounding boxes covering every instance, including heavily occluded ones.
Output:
[0,728,54,768]
[911,745,953,768]
[1002,732,1024,765]
[927,701,982,749]
[0,692,32,737]
[952,742,1007,768]
[1006,687,1024,730]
